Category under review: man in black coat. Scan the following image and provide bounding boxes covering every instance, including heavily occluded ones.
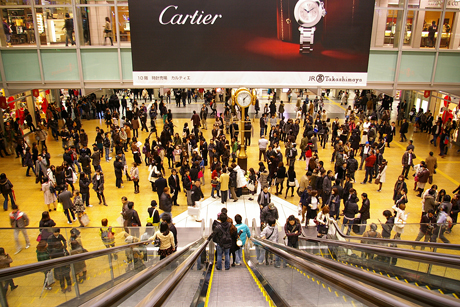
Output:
[124,202,141,238]
[400,119,409,142]
[191,181,204,206]
[79,173,92,208]
[155,174,168,201]
[168,169,181,206]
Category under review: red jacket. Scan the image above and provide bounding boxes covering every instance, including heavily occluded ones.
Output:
[365,154,376,167]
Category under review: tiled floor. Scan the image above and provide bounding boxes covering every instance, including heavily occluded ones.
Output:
[1,95,460,306]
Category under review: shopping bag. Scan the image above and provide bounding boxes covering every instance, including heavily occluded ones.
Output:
[117,215,125,226]
[56,203,64,212]
[80,213,90,226]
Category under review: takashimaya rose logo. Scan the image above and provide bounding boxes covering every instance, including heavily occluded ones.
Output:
[316,74,325,83]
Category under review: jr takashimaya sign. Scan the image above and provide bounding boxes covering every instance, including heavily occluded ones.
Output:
[129,0,375,87]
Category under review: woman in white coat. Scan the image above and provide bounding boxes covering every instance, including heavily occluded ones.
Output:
[392,203,407,239]
[233,164,247,196]
[376,160,388,192]
[42,176,57,211]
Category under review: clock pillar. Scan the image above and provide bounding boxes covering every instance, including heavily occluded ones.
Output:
[238,107,248,171]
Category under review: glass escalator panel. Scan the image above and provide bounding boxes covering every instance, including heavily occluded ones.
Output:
[249,244,364,306]
[117,239,204,307]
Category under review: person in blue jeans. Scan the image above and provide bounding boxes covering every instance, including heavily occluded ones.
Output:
[234,214,251,265]
[212,212,232,270]
[0,173,15,211]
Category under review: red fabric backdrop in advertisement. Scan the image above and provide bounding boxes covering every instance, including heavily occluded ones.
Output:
[129,0,375,86]
[42,98,49,113]
[32,89,40,97]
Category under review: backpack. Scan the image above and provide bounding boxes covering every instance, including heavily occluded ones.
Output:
[101,227,114,243]
[316,176,324,191]
[219,224,232,248]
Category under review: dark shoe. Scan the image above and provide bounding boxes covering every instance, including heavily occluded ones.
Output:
[174,204,179,206]
[225,268,230,270]
[67,287,72,292]
[231,263,236,267]
[103,203,108,206]
[216,268,222,270]
[233,199,237,202]
[11,285,18,291]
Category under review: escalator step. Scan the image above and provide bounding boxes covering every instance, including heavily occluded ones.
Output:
[452,293,459,299]
[426,285,431,290]
[438,289,444,295]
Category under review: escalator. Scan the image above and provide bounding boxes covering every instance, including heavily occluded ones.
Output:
[298,235,460,299]
[3,221,460,307]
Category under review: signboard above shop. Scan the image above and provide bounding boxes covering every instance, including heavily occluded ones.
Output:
[129,0,375,87]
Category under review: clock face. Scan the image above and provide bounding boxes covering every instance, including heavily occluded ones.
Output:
[237,91,252,108]
[294,0,323,27]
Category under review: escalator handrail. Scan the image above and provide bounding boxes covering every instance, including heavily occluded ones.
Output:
[254,238,460,307]
[78,237,206,307]
[299,236,460,268]
[331,221,460,250]
[252,238,409,307]
[0,240,153,280]
[134,237,211,307]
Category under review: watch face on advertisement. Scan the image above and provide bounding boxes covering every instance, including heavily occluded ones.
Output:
[237,91,252,108]
[295,0,322,27]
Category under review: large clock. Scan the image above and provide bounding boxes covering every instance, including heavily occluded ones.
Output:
[234,88,253,108]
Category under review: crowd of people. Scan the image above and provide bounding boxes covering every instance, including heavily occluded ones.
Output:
[0,88,459,294]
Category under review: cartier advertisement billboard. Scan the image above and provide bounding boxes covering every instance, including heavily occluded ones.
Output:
[129,0,375,87]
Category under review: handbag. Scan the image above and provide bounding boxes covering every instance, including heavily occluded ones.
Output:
[288,180,296,187]
[49,184,56,194]
[374,177,380,184]
[36,233,42,242]
[80,213,90,226]
[295,178,299,188]
[153,236,161,247]
[247,182,255,191]
[72,171,78,183]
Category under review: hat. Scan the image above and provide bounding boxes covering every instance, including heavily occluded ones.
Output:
[365,142,369,145]
[268,203,275,210]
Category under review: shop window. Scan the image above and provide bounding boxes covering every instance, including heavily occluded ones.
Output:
[419,11,441,48]
[0,1,30,4]
[404,10,415,46]
[372,9,405,48]
[117,5,130,45]
[440,12,454,49]
[34,0,71,4]
[76,6,116,46]
[78,0,116,4]
[35,7,75,47]
[1,8,36,46]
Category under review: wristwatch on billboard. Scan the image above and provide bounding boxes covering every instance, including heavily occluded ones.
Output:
[294,0,326,53]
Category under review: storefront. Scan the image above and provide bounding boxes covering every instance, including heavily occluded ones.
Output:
[0,89,54,135]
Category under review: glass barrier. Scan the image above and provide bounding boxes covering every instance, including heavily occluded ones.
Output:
[337,219,460,248]
[0,241,161,307]
[297,237,460,290]
[117,239,204,307]
[248,244,365,306]
[0,225,202,267]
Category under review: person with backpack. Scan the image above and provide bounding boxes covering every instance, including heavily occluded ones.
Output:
[212,213,232,270]
[234,214,251,266]
[147,200,161,231]
[10,205,30,254]
[100,218,118,259]
[258,218,281,268]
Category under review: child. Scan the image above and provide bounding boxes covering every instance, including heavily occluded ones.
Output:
[100,218,117,260]
[73,190,85,227]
